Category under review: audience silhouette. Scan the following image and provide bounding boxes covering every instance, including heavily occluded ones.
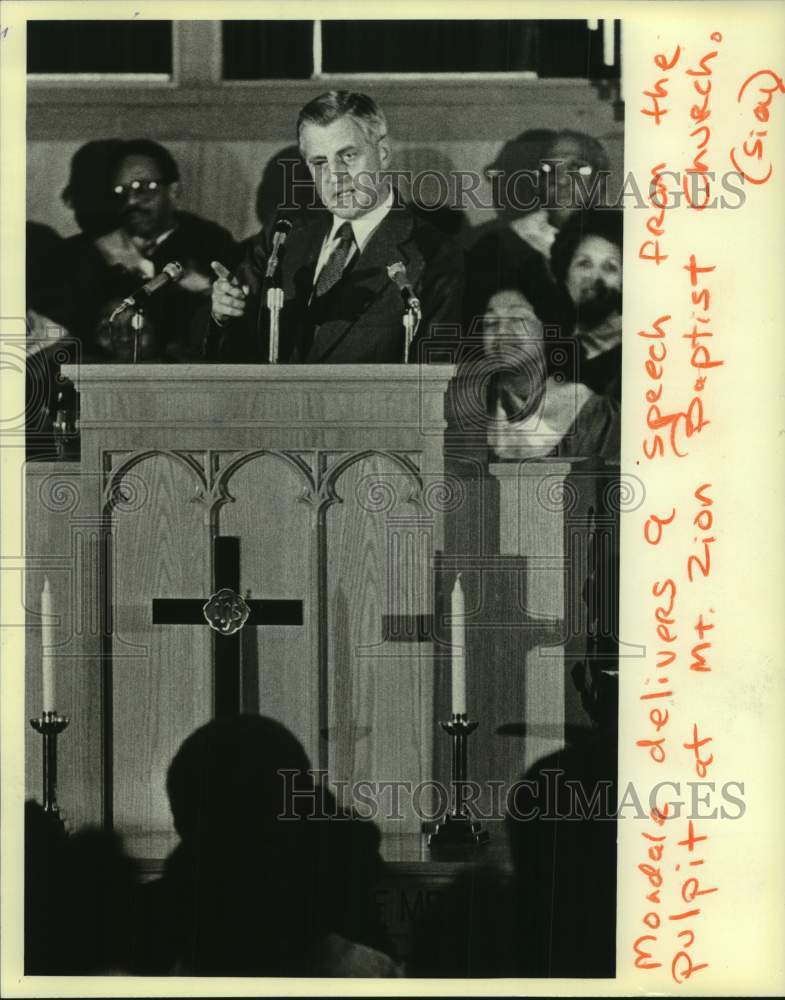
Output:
[406,723,617,978]
[145,714,398,977]
[24,800,143,974]
[507,729,618,978]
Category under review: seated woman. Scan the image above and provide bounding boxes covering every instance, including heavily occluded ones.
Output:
[485,209,622,461]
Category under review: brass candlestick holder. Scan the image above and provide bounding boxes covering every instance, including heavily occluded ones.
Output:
[428,713,489,853]
[30,711,69,819]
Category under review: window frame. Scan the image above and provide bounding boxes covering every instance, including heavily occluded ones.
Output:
[26,21,217,87]
[26,19,617,87]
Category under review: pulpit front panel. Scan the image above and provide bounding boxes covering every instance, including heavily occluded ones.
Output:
[216,452,315,759]
[326,453,437,834]
[110,453,212,851]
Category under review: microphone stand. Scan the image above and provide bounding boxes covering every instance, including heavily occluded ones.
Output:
[266,286,284,364]
[130,307,144,364]
[402,305,421,363]
[264,244,285,365]
[107,303,145,363]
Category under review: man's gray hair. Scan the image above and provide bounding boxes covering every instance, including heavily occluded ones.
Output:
[296,91,388,148]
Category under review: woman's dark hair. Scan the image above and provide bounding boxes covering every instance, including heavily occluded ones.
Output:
[550,208,623,287]
[108,138,180,186]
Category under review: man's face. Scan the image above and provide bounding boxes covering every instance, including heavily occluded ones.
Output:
[112,154,176,240]
[544,136,600,227]
[300,116,390,220]
[566,235,622,327]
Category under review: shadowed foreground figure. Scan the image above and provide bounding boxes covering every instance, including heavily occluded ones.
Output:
[144,715,398,977]
[507,730,618,978]
[406,864,520,977]
[24,800,143,974]
[407,726,617,978]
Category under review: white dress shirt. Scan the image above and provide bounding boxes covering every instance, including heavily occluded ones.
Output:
[94,226,176,279]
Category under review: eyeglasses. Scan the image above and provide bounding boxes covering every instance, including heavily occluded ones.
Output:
[112,179,164,199]
[541,161,595,177]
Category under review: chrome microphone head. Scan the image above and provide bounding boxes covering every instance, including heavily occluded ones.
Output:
[387,261,422,313]
[162,261,184,282]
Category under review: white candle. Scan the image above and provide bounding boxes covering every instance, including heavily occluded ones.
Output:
[602,19,616,67]
[451,574,466,717]
[41,577,55,714]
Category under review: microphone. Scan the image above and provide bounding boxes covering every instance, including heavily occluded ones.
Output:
[265,217,294,281]
[111,261,184,319]
[387,262,422,314]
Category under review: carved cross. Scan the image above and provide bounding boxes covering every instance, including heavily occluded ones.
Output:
[152,536,304,716]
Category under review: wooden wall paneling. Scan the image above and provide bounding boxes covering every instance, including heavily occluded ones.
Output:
[325,454,434,834]
[27,81,621,145]
[561,463,620,732]
[215,451,316,762]
[26,78,624,238]
[492,460,575,773]
[25,462,103,828]
[109,452,212,854]
[27,135,624,240]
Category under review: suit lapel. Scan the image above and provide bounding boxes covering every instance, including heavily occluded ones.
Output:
[305,204,416,362]
[286,216,329,300]
[280,216,329,361]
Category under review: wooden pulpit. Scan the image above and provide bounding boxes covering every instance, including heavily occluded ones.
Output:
[25,362,616,883]
[25,364,455,854]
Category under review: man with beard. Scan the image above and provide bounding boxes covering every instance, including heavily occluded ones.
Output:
[483,209,622,461]
[63,139,238,361]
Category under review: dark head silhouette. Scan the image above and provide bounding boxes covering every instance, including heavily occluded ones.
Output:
[505,733,618,977]
[166,713,312,844]
[159,714,389,975]
[254,144,327,241]
[484,128,558,221]
[25,800,142,974]
[61,139,124,237]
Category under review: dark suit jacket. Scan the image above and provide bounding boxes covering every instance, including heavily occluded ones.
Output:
[464,224,572,334]
[203,200,464,364]
[47,211,240,360]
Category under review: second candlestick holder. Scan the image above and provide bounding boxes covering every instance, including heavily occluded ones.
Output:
[428,714,489,854]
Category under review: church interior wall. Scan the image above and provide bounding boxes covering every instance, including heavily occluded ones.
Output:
[27,79,624,239]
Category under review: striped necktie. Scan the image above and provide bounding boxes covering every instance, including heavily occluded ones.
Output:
[313,222,355,299]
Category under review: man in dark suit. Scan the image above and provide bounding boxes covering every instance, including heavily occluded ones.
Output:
[205,91,464,363]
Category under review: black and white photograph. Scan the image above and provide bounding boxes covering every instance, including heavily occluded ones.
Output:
[3,2,784,994]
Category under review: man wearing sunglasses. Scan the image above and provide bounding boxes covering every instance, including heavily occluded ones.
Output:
[95,140,239,359]
[542,130,611,230]
[61,139,238,362]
